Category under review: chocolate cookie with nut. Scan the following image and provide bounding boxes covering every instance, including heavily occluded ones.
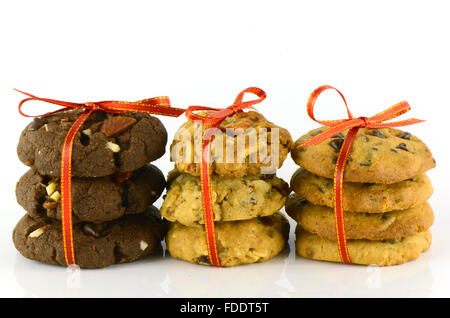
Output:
[17,110,168,177]
[13,207,166,268]
[16,164,166,223]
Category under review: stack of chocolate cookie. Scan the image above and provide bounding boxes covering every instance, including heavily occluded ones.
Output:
[161,111,294,266]
[287,127,436,266]
[13,111,168,268]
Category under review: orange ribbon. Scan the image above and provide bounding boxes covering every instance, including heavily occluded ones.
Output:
[297,85,424,263]
[16,89,186,266]
[185,87,266,266]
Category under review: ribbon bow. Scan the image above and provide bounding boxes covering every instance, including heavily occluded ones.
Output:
[16,89,186,266]
[184,87,266,267]
[297,85,424,264]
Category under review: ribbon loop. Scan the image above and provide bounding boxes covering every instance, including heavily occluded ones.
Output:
[185,87,266,127]
[297,85,424,264]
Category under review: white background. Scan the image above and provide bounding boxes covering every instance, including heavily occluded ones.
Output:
[0,0,449,297]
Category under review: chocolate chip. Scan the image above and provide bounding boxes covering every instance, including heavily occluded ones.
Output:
[312,130,323,136]
[249,196,257,205]
[197,255,210,264]
[372,130,386,139]
[390,148,398,153]
[329,139,344,152]
[407,178,414,182]
[332,133,344,138]
[371,147,379,151]
[363,136,369,142]
[396,143,409,152]
[28,118,45,131]
[399,132,411,140]
[359,162,371,167]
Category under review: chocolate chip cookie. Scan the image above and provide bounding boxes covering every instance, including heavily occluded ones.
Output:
[295,226,431,266]
[286,194,434,241]
[16,164,165,223]
[166,212,289,267]
[290,168,433,212]
[161,172,290,226]
[171,111,294,177]
[13,208,165,268]
[17,110,168,177]
[291,127,435,184]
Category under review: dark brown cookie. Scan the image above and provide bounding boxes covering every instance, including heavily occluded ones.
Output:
[16,164,166,223]
[17,110,168,177]
[12,208,166,268]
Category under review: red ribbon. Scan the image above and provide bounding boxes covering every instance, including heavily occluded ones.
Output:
[16,89,186,266]
[297,85,424,263]
[185,87,266,267]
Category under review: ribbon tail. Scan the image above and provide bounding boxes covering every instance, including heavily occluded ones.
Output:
[200,138,221,267]
[60,108,94,265]
[333,127,359,264]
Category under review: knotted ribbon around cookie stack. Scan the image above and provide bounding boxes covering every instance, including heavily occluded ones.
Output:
[287,86,435,265]
[13,90,186,268]
[162,88,294,267]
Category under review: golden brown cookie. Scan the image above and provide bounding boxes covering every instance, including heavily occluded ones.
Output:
[286,194,434,241]
[290,168,433,212]
[291,127,435,184]
[296,227,431,266]
[166,213,289,267]
[161,172,289,226]
[170,111,294,177]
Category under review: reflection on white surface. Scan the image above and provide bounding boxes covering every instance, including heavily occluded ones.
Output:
[11,219,435,298]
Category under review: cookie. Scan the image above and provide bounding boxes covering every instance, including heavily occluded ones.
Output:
[161,172,289,226]
[290,168,433,212]
[291,127,435,184]
[286,194,434,241]
[13,208,165,268]
[166,212,289,267]
[295,227,431,266]
[17,110,168,177]
[16,164,166,223]
[170,111,294,177]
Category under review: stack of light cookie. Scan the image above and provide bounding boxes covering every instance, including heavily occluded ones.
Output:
[13,110,168,268]
[162,111,294,266]
[287,127,436,266]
